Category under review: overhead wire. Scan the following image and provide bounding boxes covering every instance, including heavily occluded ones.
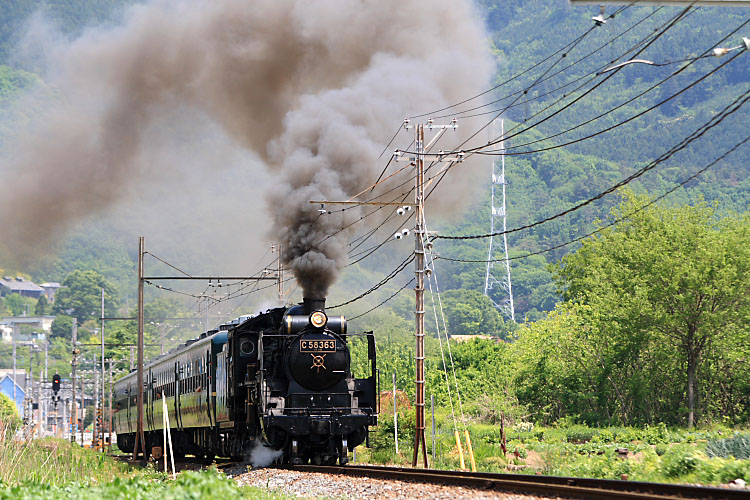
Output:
[475,28,750,156]
[416,5,698,206]
[436,132,750,263]
[327,253,415,309]
[422,214,471,446]
[348,277,415,321]
[406,2,637,121]
[310,3,646,258]
[435,84,750,241]
[399,4,696,160]
[431,4,665,121]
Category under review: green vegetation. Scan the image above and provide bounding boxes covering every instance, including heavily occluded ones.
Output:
[52,270,119,321]
[0,470,300,500]
[0,1,137,66]
[0,395,20,432]
[0,1,747,490]
[0,434,299,499]
[360,417,750,485]
[0,436,130,486]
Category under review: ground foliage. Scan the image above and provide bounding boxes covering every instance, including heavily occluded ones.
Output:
[0,0,747,444]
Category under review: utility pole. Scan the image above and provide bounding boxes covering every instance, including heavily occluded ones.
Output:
[80,370,85,444]
[308,117,462,468]
[400,117,461,468]
[277,243,285,306]
[28,344,33,434]
[412,121,428,468]
[108,359,113,451]
[44,341,48,437]
[38,357,42,438]
[93,366,99,448]
[71,320,78,444]
[101,288,106,451]
[12,331,16,417]
[134,236,147,461]
[484,118,515,322]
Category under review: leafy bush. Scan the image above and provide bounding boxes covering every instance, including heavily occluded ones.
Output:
[695,458,750,484]
[0,398,20,433]
[643,423,671,445]
[660,446,702,478]
[565,426,597,444]
[705,434,750,460]
[591,429,614,444]
[654,444,668,456]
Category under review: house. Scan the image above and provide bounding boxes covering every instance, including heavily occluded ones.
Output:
[0,316,55,342]
[0,324,11,343]
[0,277,44,299]
[0,369,26,417]
[39,283,62,303]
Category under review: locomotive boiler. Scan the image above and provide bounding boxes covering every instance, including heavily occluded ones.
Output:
[113,297,378,465]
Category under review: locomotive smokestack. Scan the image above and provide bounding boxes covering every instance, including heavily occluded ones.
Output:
[303,297,326,315]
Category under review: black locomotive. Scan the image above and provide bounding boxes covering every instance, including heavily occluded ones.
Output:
[113,297,378,464]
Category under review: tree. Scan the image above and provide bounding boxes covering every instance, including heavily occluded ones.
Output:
[50,314,74,340]
[440,289,507,338]
[0,392,21,430]
[3,293,34,316]
[35,295,48,315]
[53,270,119,320]
[558,194,750,427]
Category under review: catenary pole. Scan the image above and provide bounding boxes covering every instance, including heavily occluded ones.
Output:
[108,359,113,451]
[134,236,147,461]
[71,320,78,444]
[101,288,106,451]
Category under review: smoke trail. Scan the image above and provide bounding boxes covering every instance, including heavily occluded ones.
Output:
[0,0,493,296]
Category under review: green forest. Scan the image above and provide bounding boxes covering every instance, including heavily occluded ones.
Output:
[0,0,748,439]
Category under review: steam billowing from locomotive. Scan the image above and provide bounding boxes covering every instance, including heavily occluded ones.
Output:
[0,0,492,297]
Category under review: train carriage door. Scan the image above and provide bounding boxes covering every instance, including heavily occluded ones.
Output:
[146,368,154,431]
[127,381,133,434]
[174,361,182,431]
[206,350,214,427]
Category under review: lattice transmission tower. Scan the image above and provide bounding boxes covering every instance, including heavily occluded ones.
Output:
[483,119,515,322]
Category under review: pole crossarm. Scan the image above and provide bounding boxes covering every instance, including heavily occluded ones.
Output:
[310,200,417,207]
[79,343,162,347]
[99,317,208,321]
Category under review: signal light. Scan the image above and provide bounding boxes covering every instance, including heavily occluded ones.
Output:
[52,374,61,394]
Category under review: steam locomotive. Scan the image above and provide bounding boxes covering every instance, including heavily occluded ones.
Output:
[113,297,378,465]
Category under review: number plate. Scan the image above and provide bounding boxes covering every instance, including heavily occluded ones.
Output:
[300,339,336,352]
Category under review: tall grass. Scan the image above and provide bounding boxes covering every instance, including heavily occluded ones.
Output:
[0,420,131,486]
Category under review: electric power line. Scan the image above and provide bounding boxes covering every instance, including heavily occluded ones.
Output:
[436,85,750,241]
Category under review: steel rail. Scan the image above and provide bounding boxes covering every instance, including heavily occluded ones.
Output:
[275,464,747,500]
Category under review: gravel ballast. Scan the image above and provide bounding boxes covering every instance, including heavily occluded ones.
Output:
[231,467,564,500]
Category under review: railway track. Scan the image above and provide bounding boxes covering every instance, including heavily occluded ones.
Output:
[275,464,747,500]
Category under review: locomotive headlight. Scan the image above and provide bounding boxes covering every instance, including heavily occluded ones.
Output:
[310,311,328,328]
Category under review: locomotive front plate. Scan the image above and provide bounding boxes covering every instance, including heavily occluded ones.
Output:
[300,339,336,352]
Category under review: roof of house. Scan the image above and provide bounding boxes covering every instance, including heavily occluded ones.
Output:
[0,370,26,390]
[39,282,62,289]
[0,277,44,293]
[0,316,56,326]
